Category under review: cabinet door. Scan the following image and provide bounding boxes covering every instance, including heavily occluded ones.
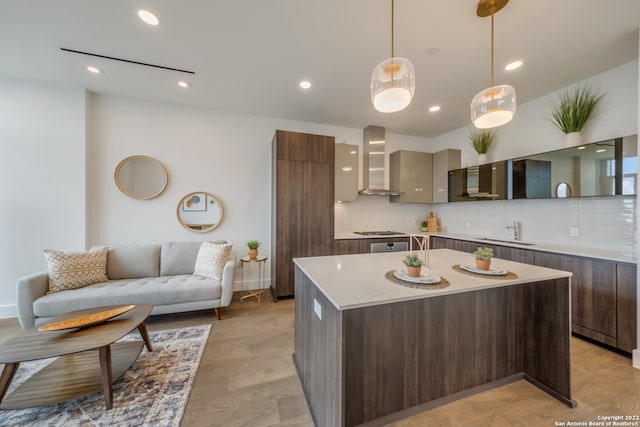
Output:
[616,263,637,353]
[334,240,367,255]
[535,252,617,342]
[432,149,461,203]
[303,162,334,248]
[276,130,334,163]
[493,246,535,264]
[390,151,433,203]
[335,144,359,203]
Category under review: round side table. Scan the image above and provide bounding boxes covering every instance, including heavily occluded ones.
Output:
[240,255,267,303]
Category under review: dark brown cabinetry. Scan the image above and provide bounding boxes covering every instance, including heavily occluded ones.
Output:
[430,235,637,354]
[535,252,618,345]
[271,130,335,298]
[333,237,410,255]
[616,262,637,353]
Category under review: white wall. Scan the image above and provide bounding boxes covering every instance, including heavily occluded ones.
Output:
[85,94,435,292]
[425,60,638,253]
[430,61,639,167]
[0,75,87,315]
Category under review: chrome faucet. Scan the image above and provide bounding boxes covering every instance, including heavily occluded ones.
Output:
[505,221,520,240]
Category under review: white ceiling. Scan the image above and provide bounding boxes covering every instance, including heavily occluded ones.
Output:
[1,0,638,138]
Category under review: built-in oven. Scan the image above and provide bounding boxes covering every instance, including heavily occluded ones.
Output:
[370,241,409,253]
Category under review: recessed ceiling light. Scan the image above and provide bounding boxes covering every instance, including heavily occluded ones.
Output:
[505,60,523,71]
[577,146,586,150]
[87,66,101,74]
[341,167,353,172]
[178,81,191,88]
[349,150,357,154]
[596,148,607,153]
[299,80,311,89]
[428,105,441,113]
[138,10,159,26]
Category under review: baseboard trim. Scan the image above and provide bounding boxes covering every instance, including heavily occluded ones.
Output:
[633,349,640,369]
[0,305,17,319]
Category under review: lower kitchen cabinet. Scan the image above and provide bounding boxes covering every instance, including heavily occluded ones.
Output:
[431,235,636,354]
[617,262,638,353]
[334,239,367,255]
[334,237,410,255]
[535,252,618,346]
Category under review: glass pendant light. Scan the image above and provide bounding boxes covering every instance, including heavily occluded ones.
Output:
[471,0,516,128]
[371,0,415,113]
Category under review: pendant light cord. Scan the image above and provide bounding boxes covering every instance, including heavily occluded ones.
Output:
[490,11,494,87]
[391,0,395,58]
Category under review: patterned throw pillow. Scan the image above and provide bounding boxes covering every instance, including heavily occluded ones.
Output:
[193,242,232,280]
[44,247,109,294]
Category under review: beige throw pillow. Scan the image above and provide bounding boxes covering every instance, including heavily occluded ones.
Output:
[193,242,232,280]
[44,247,109,294]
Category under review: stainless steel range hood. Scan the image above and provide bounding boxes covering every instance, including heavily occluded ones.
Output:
[359,125,402,196]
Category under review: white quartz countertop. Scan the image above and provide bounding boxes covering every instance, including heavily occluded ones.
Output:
[293,249,572,311]
[334,231,636,264]
[427,232,637,264]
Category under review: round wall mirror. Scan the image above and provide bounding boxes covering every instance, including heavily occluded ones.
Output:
[177,192,224,233]
[555,182,572,198]
[114,155,168,200]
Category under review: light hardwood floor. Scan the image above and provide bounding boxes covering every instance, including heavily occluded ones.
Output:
[1,293,639,426]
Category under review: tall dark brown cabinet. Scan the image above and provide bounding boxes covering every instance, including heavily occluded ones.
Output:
[271,130,335,299]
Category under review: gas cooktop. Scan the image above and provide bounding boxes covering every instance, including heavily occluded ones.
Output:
[353,231,407,236]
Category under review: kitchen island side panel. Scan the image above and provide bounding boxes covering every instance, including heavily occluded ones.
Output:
[521,278,572,400]
[293,265,342,427]
[341,278,572,426]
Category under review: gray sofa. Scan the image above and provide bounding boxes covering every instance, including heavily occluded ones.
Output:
[16,241,236,328]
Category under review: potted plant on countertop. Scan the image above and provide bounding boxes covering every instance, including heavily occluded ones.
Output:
[421,220,428,232]
[247,240,261,260]
[550,84,605,146]
[472,246,494,271]
[468,128,495,165]
[402,253,424,277]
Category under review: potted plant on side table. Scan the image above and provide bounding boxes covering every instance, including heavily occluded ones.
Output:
[550,84,605,146]
[472,246,494,271]
[403,253,424,277]
[247,240,261,260]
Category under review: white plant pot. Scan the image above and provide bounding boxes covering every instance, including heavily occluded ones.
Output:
[477,153,489,165]
[565,132,583,147]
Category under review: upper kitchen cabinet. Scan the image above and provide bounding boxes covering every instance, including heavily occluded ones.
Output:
[389,150,433,203]
[335,143,359,203]
[449,161,509,202]
[271,130,335,299]
[432,149,461,203]
[512,135,637,198]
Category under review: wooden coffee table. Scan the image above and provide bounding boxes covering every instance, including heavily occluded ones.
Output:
[0,304,153,410]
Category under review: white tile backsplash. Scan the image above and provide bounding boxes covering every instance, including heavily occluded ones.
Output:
[336,196,637,255]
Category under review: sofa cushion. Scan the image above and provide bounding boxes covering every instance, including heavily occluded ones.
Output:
[44,247,109,294]
[193,242,233,280]
[33,275,223,318]
[107,244,160,280]
[160,241,227,276]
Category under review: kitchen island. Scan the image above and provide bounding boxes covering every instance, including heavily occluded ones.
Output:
[293,249,575,427]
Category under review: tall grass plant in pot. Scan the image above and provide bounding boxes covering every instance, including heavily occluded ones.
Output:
[468,128,495,165]
[549,84,605,146]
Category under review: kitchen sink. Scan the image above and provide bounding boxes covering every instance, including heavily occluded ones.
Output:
[475,237,537,246]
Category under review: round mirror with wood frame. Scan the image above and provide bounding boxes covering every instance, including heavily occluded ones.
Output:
[555,182,572,198]
[114,155,168,200]
[177,192,224,233]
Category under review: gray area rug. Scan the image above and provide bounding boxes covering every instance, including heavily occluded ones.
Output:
[0,324,211,427]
